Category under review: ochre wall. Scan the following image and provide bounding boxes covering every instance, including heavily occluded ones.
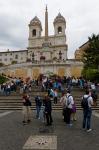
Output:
[57,68,65,77]
[2,64,83,79]
[71,66,83,77]
[15,69,27,78]
[32,68,40,79]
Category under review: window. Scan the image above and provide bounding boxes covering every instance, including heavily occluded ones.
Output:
[15,54,18,59]
[32,29,36,37]
[58,26,62,34]
[5,58,7,61]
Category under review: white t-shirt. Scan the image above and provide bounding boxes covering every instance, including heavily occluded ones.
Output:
[91,84,96,90]
[83,94,93,108]
[66,93,74,109]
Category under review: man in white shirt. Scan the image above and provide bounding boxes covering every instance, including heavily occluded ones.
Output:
[65,90,74,126]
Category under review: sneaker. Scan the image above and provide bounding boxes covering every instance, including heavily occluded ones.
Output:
[87,129,92,132]
[23,120,26,123]
[69,123,73,127]
[67,123,73,127]
[27,119,31,123]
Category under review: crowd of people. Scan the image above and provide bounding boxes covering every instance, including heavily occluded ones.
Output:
[21,75,98,132]
[0,74,99,132]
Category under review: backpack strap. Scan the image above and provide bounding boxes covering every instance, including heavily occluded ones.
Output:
[83,95,90,100]
[67,95,72,98]
[67,95,72,106]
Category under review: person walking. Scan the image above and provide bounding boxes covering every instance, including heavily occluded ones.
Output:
[65,90,74,126]
[81,90,93,132]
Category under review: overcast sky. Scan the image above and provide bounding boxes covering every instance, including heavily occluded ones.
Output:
[0,0,99,58]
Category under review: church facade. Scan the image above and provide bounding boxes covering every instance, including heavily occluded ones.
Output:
[0,7,83,79]
[28,6,67,62]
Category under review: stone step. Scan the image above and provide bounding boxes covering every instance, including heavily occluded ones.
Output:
[0,101,99,105]
[0,93,85,97]
[0,104,98,108]
[0,94,97,99]
[0,99,99,103]
[0,107,98,111]
[0,86,98,111]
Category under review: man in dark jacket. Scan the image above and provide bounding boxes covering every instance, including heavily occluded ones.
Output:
[44,95,53,126]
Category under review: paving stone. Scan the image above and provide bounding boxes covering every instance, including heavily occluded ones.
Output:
[0,111,99,150]
[23,135,57,149]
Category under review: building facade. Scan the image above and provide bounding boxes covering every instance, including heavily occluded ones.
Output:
[28,7,67,62]
[75,41,89,60]
[0,7,83,78]
[0,50,28,65]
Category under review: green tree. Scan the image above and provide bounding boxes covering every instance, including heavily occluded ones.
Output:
[0,75,8,84]
[83,34,99,69]
[0,63,4,67]
[11,60,17,64]
[82,34,99,81]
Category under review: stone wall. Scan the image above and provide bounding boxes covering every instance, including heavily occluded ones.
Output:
[0,61,83,79]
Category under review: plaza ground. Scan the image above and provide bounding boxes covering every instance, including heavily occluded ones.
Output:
[0,110,99,150]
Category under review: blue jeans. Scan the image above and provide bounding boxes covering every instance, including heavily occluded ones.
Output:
[83,108,92,130]
[36,106,41,118]
[39,106,45,122]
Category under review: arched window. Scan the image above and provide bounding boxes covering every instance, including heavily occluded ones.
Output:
[58,26,62,34]
[32,29,36,36]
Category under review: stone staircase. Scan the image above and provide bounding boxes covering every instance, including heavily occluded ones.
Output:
[0,86,99,111]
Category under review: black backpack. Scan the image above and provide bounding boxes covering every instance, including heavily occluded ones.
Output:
[81,96,90,109]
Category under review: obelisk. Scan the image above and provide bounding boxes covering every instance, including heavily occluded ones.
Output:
[45,5,48,41]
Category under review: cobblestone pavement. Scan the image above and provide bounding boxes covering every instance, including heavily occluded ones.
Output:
[0,110,99,150]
